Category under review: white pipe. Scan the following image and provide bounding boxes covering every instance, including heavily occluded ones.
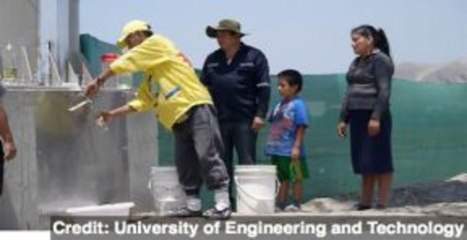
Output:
[47,47,62,86]
[21,46,34,84]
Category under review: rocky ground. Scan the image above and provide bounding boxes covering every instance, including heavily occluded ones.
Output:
[133,173,467,218]
[300,173,467,216]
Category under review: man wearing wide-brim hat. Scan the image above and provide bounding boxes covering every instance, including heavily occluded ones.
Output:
[205,19,247,38]
[201,19,271,210]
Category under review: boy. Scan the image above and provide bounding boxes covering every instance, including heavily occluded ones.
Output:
[84,20,231,220]
[265,69,309,211]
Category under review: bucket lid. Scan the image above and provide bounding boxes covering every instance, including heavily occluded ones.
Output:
[234,165,276,174]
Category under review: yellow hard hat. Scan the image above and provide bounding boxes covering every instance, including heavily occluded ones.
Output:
[116,20,151,48]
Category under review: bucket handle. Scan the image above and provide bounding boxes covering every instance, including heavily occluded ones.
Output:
[234,176,281,202]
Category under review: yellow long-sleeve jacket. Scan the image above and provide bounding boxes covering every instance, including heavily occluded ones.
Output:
[110,34,213,129]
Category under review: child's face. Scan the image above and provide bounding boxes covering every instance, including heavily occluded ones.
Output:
[278,78,298,99]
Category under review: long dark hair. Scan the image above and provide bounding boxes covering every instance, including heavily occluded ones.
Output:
[351,25,391,58]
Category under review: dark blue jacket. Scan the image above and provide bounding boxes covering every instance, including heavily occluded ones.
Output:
[201,43,271,123]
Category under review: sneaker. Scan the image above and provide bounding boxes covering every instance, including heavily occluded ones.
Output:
[203,207,232,220]
[285,204,302,212]
[167,207,202,218]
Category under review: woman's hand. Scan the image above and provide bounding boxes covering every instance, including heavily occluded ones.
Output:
[368,119,380,136]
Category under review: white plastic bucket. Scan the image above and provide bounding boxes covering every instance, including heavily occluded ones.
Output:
[235,165,277,215]
[149,167,187,216]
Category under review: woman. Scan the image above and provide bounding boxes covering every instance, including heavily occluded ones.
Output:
[337,25,394,210]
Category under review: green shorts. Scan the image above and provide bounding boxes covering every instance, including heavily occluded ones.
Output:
[271,155,309,182]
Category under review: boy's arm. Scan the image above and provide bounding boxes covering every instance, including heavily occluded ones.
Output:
[291,125,306,161]
[291,99,308,160]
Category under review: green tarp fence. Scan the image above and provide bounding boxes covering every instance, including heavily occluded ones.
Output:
[158,75,467,201]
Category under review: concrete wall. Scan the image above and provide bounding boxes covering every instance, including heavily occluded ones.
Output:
[0,88,157,230]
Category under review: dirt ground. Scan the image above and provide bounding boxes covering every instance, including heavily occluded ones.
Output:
[301,173,467,216]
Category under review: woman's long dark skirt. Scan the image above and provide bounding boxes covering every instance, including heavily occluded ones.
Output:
[349,110,393,174]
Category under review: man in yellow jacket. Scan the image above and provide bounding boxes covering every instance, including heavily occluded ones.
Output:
[84,20,231,219]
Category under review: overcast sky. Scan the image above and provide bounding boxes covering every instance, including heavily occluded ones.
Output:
[80,0,467,74]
